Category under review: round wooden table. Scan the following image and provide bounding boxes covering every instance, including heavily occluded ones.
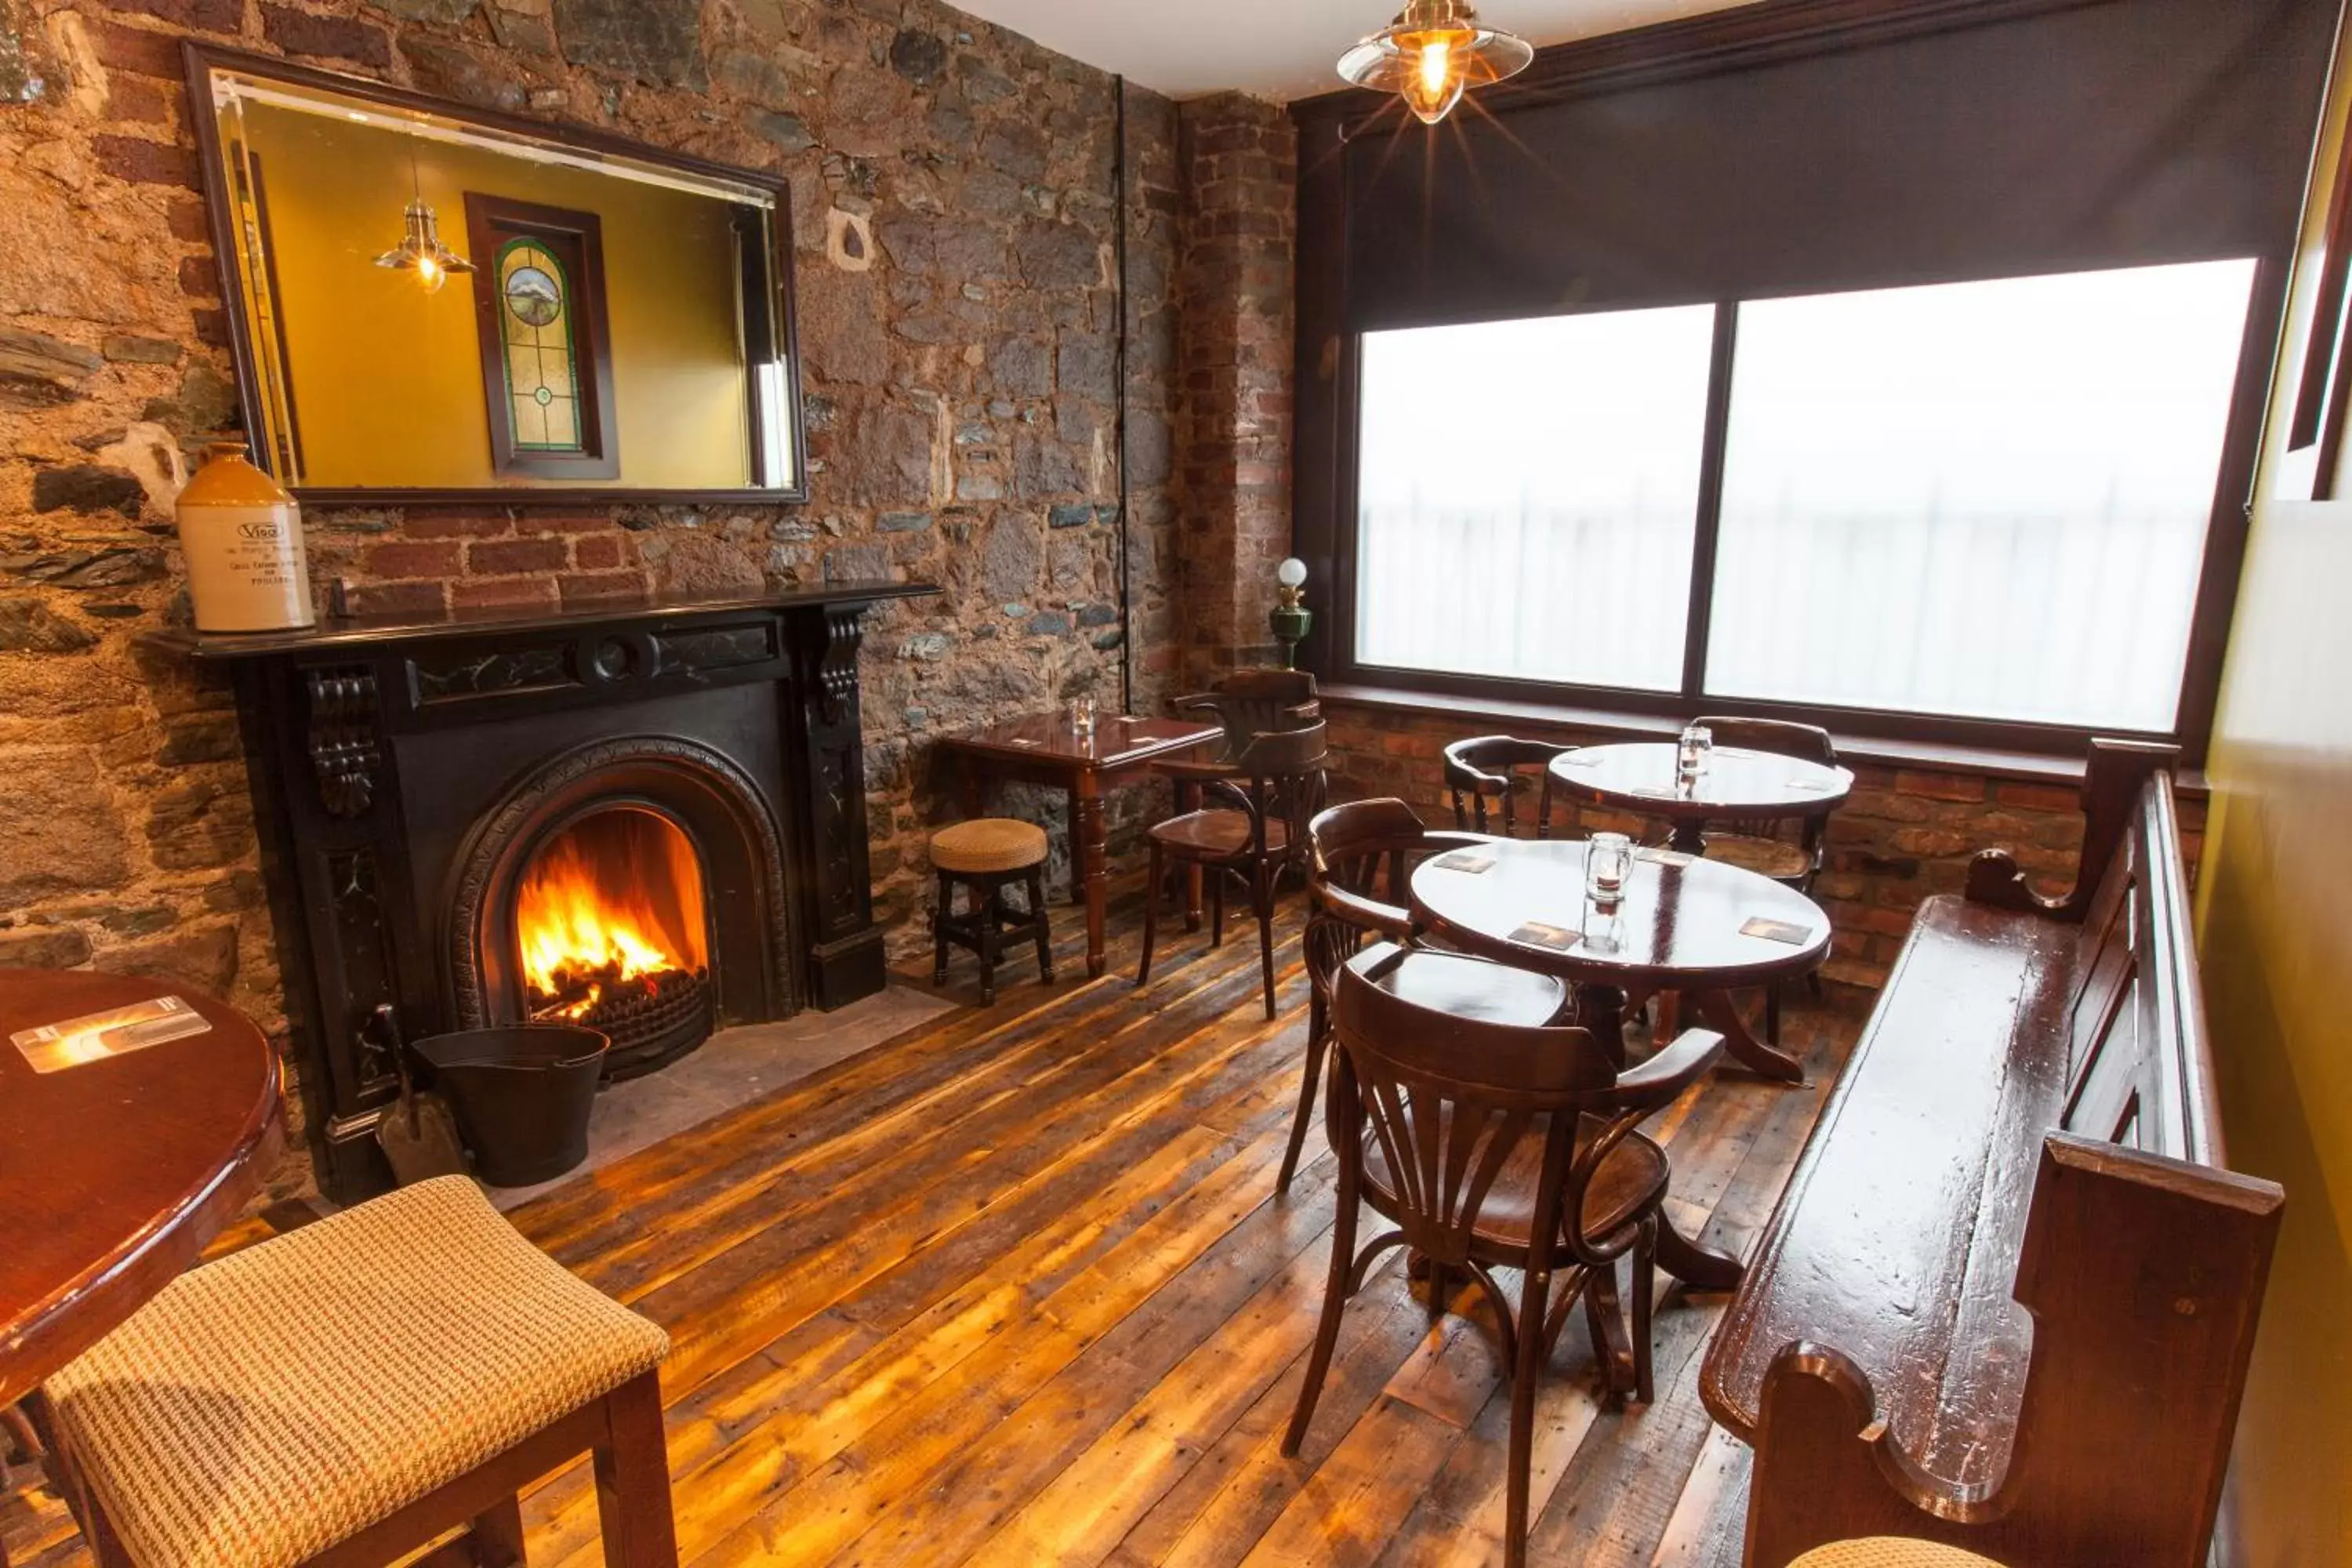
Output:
[1548,742,1853,853]
[1411,836,1831,1084]
[1411,837,1831,1292]
[0,971,282,1412]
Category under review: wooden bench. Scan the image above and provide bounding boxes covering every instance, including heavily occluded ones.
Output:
[1698,739,2284,1568]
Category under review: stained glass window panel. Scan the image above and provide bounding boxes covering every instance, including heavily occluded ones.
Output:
[496,238,583,453]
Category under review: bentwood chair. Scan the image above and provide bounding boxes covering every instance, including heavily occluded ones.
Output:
[1690,716,1841,1042]
[1283,798,1569,1193]
[1140,721,1330,1020]
[1444,736,1570,838]
[1286,950,1726,1566]
[1174,667,1322,757]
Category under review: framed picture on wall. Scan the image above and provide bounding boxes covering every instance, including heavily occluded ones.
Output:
[463,194,619,481]
[2288,136,2352,500]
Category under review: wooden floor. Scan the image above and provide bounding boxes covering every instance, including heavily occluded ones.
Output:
[2,884,1864,1568]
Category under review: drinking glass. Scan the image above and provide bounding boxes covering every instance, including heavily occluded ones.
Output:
[1586,831,1634,907]
[1678,723,1713,786]
[1069,695,1097,741]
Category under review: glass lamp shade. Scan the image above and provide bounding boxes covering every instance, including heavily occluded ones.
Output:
[373,198,477,294]
[1338,0,1534,125]
[1277,557,1309,590]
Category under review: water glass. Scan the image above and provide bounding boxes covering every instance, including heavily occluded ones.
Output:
[1586,831,1634,907]
[1069,695,1097,741]
[1678,723,1713,786]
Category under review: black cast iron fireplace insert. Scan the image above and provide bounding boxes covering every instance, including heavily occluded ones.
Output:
[151,580,937,1201]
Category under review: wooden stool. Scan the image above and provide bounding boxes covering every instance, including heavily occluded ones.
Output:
[1789,1543,2009,1567]
[38,1175,676,1568]
[931,818,1054,1005]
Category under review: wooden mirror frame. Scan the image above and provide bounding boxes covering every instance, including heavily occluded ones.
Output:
[183,42,810,508]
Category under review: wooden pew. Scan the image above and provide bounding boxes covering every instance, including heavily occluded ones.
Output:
[1697,739,2283,1567]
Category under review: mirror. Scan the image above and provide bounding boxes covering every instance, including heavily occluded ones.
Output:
[189,47,805,504]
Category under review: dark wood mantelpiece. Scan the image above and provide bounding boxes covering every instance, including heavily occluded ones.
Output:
[153,580,939,1200]
[144,580,938,660]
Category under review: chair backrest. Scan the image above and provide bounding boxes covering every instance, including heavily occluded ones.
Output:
[1302,797,1487,1000]
[1689,717,1839,849]
[1329,951,1623,1267]
[1443,735,1568,838]
[1182,669,1322,757]
[1689,716,1838,768]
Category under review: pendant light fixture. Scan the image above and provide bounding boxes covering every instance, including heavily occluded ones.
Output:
[372,143,474,294]
[1338,0,1534,126]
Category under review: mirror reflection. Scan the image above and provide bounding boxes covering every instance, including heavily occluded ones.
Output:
[201,60,803,499]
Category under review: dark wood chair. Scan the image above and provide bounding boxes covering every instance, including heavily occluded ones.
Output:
[1443,735,1570,838]
[1688,716,1839,1043]
[1174,667,1322,757]
[1139,721,1330,1020]
[1287,948,1725,1566]
[1283,797,1570,1193]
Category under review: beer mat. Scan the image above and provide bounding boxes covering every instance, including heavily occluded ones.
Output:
[1554,753,1602,768]
[1637,848,1695,867]
[1787,778,1833,790]
[12,994,210,1074]
[1740,916,1813,945]
[1007,736,1044,747]
[1630,786,1681,800]
[1431,848,1497,874]
[1508,921,1582,952]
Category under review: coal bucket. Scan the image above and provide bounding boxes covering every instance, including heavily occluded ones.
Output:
[410,1024,609,1187]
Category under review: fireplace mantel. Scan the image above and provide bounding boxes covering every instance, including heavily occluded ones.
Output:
[150,580,939,1200]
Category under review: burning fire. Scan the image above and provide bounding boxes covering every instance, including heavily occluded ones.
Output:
[514,811,707,1021]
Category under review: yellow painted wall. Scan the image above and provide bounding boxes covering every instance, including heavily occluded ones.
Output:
[2198,12,2352,1562]
[231,100,752,489]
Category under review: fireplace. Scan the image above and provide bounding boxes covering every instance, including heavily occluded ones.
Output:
[153,582,935,1200]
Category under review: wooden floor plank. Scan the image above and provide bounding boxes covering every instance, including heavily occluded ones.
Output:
[0,890,1870,1568]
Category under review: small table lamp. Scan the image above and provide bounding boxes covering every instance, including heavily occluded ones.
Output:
[1270,557,1312,670]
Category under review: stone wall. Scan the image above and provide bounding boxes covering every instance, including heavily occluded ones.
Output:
[0,0,1207,1199]
[1323,698,2208,990]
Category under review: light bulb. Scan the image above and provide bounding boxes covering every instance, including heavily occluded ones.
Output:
[416,253,444,292]
[1277,557,1308,589]
[1418,38,1451,97]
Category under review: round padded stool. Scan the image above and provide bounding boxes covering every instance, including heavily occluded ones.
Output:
[1789,1541,2009,1568]
[930,818,1054,1004]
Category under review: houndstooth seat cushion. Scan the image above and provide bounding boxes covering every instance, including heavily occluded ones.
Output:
[1790,1541,2009,1568]
[45,1175,668,1568]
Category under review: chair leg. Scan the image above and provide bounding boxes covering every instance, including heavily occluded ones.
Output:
[593,1370,679,1568]
[1026,867,1054,982]
[469,1494,526,1568]
[1138,843,1163,986]
[1765,982,1782,1047]
[1283,1168,1359,1456]
[1210,872,1225,948]
[1584,1261,1634,1406]
[1504,1264,1555,1568]
[1252,858,1277,1021]
[1276,1003,1327,1196]
[1632,1218,1659,1406]
[975,877,1001,1006]
[931,869,953,988]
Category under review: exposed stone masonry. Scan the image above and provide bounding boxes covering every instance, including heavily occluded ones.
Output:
[0,0,1292,1199]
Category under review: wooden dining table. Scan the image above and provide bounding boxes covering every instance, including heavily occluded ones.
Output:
[938,712,1227,980]
[1410,836,1831,1086]
[1548,742,1853,853]
[0,971,283,1421]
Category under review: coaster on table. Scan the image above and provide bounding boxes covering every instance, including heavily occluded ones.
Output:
[1631,786,1681,800]
[1432,848,1497,874]
[1555,753,1602,768]
[1008,736,1044,747]
[12,994,211,1073]
[1508,920,1582,952]
[1637,848,1695,867]
[1787,778,1832,791]
[1740,916,1813,945]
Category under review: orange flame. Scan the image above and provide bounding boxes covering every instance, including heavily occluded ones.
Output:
[515,811,707,1016]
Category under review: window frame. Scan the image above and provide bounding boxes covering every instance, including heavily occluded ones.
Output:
[1321,298,2287,768]
[1286,1,2304,768]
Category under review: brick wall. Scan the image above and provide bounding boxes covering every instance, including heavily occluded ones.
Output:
[0,0,1206,1199]
[1173,92,1296,689]
[1324,699,2207,990]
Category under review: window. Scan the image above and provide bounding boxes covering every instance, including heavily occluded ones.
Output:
[1356,306,1717,693]
[1347,260,2260,738]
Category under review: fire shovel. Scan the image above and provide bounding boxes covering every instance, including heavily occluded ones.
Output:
[369,1003,470,1185]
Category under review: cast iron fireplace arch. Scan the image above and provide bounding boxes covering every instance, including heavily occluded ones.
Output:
[445,735,797,1062]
